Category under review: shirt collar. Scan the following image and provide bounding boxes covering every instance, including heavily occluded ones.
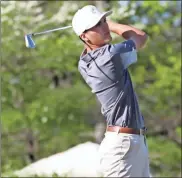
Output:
[80,45,108,63]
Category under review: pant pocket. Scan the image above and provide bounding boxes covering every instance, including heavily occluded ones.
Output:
[118,136,132,160]
[99,135,132,176]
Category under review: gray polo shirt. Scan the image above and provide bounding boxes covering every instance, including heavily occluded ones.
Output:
[78,39,145,129]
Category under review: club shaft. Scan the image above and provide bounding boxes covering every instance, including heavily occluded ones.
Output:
[32,25,72,36]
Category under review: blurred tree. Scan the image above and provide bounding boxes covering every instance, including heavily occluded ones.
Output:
[1,1,181,177]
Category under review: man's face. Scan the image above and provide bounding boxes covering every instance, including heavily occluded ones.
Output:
[81,17,112,46]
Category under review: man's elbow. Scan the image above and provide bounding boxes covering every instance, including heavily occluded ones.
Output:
[131,32,149,50]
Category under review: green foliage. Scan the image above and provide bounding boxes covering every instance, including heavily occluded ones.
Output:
[148,136,181,177]
[1,1,181,177]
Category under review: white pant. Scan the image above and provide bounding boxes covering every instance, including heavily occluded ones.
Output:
[99,132,151,177]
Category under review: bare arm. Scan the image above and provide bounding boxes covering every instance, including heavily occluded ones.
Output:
[107,20,148,50]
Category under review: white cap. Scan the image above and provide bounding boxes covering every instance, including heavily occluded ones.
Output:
[72,5,112,36]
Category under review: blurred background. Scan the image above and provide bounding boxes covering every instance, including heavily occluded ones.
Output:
[1,0,181,177]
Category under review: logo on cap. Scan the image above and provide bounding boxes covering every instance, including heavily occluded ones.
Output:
[91,7,97,14]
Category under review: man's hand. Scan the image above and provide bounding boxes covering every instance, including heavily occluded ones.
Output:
[107,20,148,50]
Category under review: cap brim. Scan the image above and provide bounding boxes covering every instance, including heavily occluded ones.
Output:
[86,10,112,30]
[104,10,113,17]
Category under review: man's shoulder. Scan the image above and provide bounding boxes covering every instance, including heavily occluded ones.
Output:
[109,39,137,55]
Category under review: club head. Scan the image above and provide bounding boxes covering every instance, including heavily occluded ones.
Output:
[25,34,36,48]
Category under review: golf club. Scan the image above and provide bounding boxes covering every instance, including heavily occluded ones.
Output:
[25,25,72,48]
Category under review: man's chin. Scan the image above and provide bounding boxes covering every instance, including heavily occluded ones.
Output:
[105,36,112,43]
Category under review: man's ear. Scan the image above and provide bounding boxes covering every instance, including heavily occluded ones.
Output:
[80,33,89,42]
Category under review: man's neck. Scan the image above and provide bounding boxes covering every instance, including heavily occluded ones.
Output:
[84,44,103,53]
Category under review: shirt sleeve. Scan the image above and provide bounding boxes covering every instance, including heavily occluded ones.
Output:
[78,62,88,82]
[110,39,137,69]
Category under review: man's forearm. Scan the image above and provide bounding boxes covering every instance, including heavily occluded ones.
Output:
[107,20,148,49]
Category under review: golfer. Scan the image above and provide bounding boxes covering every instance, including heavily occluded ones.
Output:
[72,5,150,177]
